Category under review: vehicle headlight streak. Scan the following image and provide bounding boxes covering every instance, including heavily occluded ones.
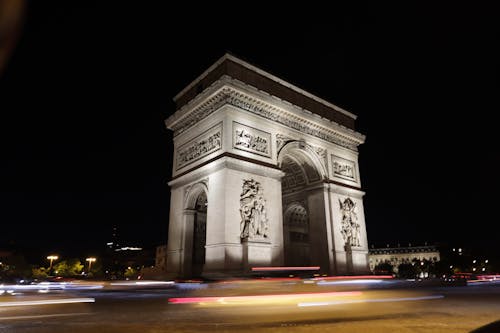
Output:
[298,294,444,307]
[168,291,362,305]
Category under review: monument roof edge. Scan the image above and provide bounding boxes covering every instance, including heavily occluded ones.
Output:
[173,53,357,121]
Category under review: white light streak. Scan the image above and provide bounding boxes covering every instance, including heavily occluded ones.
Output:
[298,294,444,307]
[0,298,95,307]
[0,312,91,321]
[317,279,383,285]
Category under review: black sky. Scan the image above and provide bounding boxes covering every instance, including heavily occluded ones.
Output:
[1,3,498,261]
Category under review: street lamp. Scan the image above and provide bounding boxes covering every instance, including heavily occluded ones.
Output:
[47,255,58,270]
[86,257,96,272]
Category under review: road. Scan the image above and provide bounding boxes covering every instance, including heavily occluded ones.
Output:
[1,279,499,332]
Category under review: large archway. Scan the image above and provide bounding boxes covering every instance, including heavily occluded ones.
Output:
[279,142,330,273]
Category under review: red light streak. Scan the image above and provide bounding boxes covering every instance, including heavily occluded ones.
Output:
[251,266,320,271]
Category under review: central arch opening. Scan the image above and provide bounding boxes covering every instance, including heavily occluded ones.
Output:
[279,143,330,273]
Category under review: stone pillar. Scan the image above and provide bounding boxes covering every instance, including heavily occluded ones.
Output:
[344,242,354,275]
[327,184,369,275]
[242,239,272,272]
[307,187,330,274]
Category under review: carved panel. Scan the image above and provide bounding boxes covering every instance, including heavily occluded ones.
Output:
[233,122,271,158]
[240,179,269,240]
[176,123,222,170]
[339,197,361,247]
[331,155,357,181]
[171,86,363,151]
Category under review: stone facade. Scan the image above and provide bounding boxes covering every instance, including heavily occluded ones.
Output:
[165,54,369,278]
[369,245,441,273]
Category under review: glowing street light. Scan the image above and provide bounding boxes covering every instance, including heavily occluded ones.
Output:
[86,257,96,272]
[47,255,59,270]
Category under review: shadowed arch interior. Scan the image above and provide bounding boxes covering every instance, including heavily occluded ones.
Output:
[279,143,330,273]
[283,203,310,266]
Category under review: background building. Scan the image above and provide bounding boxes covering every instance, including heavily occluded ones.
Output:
[369,244,440,274]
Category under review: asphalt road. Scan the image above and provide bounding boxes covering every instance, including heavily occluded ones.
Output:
[1,279,500,332]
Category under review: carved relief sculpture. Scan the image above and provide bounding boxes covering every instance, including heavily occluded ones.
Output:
[233,122,271,157]
[240,179,269,240]
[235,129,268,154]
[339,197,361,247]
[331,155,357,181]
[176,124,222,169]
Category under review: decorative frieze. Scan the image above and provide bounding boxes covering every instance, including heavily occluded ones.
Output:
[169,83,363,151]
[176,123,222,170]
[331,155,357,181]
[233,122,271,158]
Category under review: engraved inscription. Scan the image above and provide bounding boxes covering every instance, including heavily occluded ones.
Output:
[176,124,222,169]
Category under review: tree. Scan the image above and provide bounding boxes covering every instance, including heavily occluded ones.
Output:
[32,267,49,280]
[53,259,83,277]
[0,254,31,281]
[86,260,103,278]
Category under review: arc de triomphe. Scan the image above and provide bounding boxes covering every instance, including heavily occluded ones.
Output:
[165,54,369,278]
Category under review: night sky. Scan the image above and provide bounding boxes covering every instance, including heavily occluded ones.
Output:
[1,3,498,262]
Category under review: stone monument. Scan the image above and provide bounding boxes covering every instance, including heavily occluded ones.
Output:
[165,54,369,277]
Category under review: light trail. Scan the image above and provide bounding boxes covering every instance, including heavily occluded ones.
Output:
[169,291,362,304]
[0,298,95,307]
[313,275,394,280]
[109,281,174,286]
[298,294,444,307]
[0,312,91,321]
[316,279,384,285]
[251,266,320,271]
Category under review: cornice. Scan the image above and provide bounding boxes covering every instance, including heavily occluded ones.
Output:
[165,77,366,152]
[173,53,357,120]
